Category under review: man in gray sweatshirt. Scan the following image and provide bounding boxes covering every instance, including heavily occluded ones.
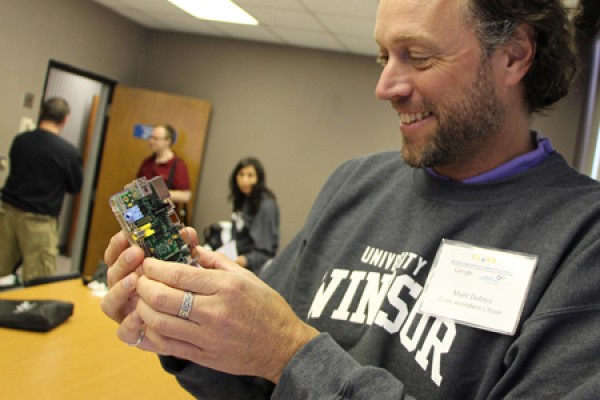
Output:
[102,0,600,398]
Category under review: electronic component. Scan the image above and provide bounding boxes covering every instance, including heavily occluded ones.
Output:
[109,176,195,265]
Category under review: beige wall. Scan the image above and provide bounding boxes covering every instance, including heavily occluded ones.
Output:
[0,0,596,252]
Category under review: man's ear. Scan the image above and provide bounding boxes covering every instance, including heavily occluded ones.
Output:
[502,23,536,87]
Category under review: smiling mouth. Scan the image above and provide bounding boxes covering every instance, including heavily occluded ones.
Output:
[399,112,433,125]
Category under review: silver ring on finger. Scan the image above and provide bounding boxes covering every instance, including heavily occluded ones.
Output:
[127,328,145,347]
[178,291,194,320]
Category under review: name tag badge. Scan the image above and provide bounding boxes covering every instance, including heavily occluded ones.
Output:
[418,239,537,335]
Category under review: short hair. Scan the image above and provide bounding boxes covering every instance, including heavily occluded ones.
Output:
[464,0,579,114]
[156,124,177,145]
[40,97,70,124]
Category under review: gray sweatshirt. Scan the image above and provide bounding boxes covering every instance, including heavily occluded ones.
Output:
[162,151,600,399]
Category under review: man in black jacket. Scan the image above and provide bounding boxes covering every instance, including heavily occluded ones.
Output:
[0,97,83,284]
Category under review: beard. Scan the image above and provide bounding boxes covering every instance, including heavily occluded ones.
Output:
[400,61,507,168]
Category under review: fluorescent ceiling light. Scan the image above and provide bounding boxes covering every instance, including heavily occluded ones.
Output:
[168,0,258,26]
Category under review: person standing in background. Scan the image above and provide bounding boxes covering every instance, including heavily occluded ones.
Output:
[0,97,83,285]
[136,124,191,222]
[229,157,279,274]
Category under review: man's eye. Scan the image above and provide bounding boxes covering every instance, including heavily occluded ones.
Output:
[376,54,389,67]
[408,54,433,67]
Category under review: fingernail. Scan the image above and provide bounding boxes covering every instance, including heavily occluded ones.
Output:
[124,248,134,264]
[122,273,134,289]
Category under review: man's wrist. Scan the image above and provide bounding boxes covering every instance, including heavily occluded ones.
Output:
[267,322,320,383]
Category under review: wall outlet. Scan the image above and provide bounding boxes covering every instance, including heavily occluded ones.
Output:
[19,117,35,132]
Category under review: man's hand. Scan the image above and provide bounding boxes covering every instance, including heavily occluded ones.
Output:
[100,228,198,348]
[100,231,144,322]
[134,246,319,383]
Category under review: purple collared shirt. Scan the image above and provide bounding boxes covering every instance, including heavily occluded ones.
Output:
[426,131,555,184]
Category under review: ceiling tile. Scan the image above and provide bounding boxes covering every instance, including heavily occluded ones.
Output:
[244,7,324,30]
[154,14,228,35]
[236,0,306,11]
[299,0,378,18]
[92,0,592,58]
[269,26,345,52]
[216,23,283,43]
[111,0,181,13]
[93,0,379,55]
[316,13,375,37]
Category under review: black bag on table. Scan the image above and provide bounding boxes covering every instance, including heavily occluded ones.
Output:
[0,299,74,332]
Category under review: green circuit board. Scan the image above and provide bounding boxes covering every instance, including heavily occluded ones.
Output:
[109,176,193,264]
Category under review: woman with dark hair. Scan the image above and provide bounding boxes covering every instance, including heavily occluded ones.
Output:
[229,157,279,273]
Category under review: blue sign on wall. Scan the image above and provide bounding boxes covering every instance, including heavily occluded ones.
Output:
[133,124,153,140]
[133,124,177,144]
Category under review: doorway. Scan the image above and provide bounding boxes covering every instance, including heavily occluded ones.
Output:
[41,60,115,277]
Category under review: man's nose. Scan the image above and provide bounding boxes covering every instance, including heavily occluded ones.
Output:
[375,61,413,101]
